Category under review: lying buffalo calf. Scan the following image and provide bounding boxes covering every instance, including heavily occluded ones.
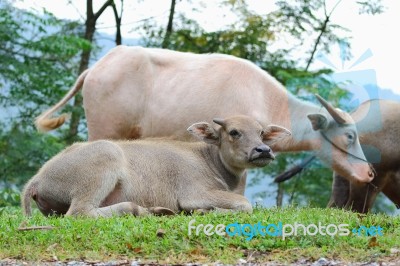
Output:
[22,115,290,217]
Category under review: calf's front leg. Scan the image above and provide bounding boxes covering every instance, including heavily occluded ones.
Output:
[73,203,175,217]
[64,169,174,217]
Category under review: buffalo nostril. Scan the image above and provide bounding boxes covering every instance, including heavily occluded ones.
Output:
[255,145,271,153]
[368,171,373,177]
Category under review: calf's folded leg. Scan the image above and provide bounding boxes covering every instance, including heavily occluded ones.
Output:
[67,202,149,217]
[62,166,144,217]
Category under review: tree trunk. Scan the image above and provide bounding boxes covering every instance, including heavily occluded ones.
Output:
[67,19,96,144]
[66,0,114,144]
[111,0,123,45]
[304,0,343,71]
[161,0,176,48]
[304,16,329,71]
[276,183,284,207]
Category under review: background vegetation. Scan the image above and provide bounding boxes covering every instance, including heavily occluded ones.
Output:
[0,0,393,213]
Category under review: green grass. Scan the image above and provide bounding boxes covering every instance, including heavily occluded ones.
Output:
[0,207,399,264]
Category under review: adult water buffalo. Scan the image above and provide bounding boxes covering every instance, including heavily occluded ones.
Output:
[328,99,400,213]
[23,116,290,217]
[35,46,374,184]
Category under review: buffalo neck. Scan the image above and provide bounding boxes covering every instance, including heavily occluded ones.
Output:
[265,91,324,152]
[199,144,245,191]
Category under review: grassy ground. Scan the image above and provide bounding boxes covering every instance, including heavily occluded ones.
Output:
[0,206,399,264]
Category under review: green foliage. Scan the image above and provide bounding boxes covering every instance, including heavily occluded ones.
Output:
[0,1,91,127]
[0,1,89,205]
[0,123,65,188]
[357,0,385,15]
[0,207,398,263]
[0,121,65,208]
[0,187,21,210]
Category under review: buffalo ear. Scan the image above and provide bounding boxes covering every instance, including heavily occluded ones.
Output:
[187,122,220,145]
[262,125,291,144]
[307,114,328,131]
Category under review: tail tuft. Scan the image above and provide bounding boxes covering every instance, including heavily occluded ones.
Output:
[34,69,88,133]
[35,113,70,132]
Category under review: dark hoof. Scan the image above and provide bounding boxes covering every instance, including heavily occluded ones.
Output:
[148,207,176,216]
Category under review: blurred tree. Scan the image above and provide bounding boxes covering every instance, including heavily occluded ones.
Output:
[0,1,89,207]
[162,0,177,48]
[0,0,126,207]
[0,2,90,127]
[111,0,124,45]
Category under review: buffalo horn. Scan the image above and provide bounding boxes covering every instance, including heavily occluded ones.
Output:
[213,118,226,127]
[315,94,347,124]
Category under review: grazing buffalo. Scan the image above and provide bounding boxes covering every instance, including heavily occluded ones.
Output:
[35,46,374,184]
[329,99,400,213]
[22,116,290,217]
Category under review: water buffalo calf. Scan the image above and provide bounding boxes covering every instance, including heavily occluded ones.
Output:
[22,115,290,217]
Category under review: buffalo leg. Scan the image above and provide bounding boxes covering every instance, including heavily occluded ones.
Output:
[345,170,388,213]
[328,173,350,208]
[381,171,400,208]
[344,183,379,213]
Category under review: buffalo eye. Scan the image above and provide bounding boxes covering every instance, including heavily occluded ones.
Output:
[229,129,241,138]
[346,132,355,144]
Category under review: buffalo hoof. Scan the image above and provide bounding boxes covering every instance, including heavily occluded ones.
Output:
[148,207,176,216]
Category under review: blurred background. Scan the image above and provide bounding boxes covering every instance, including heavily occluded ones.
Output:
[1,0,399,213]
